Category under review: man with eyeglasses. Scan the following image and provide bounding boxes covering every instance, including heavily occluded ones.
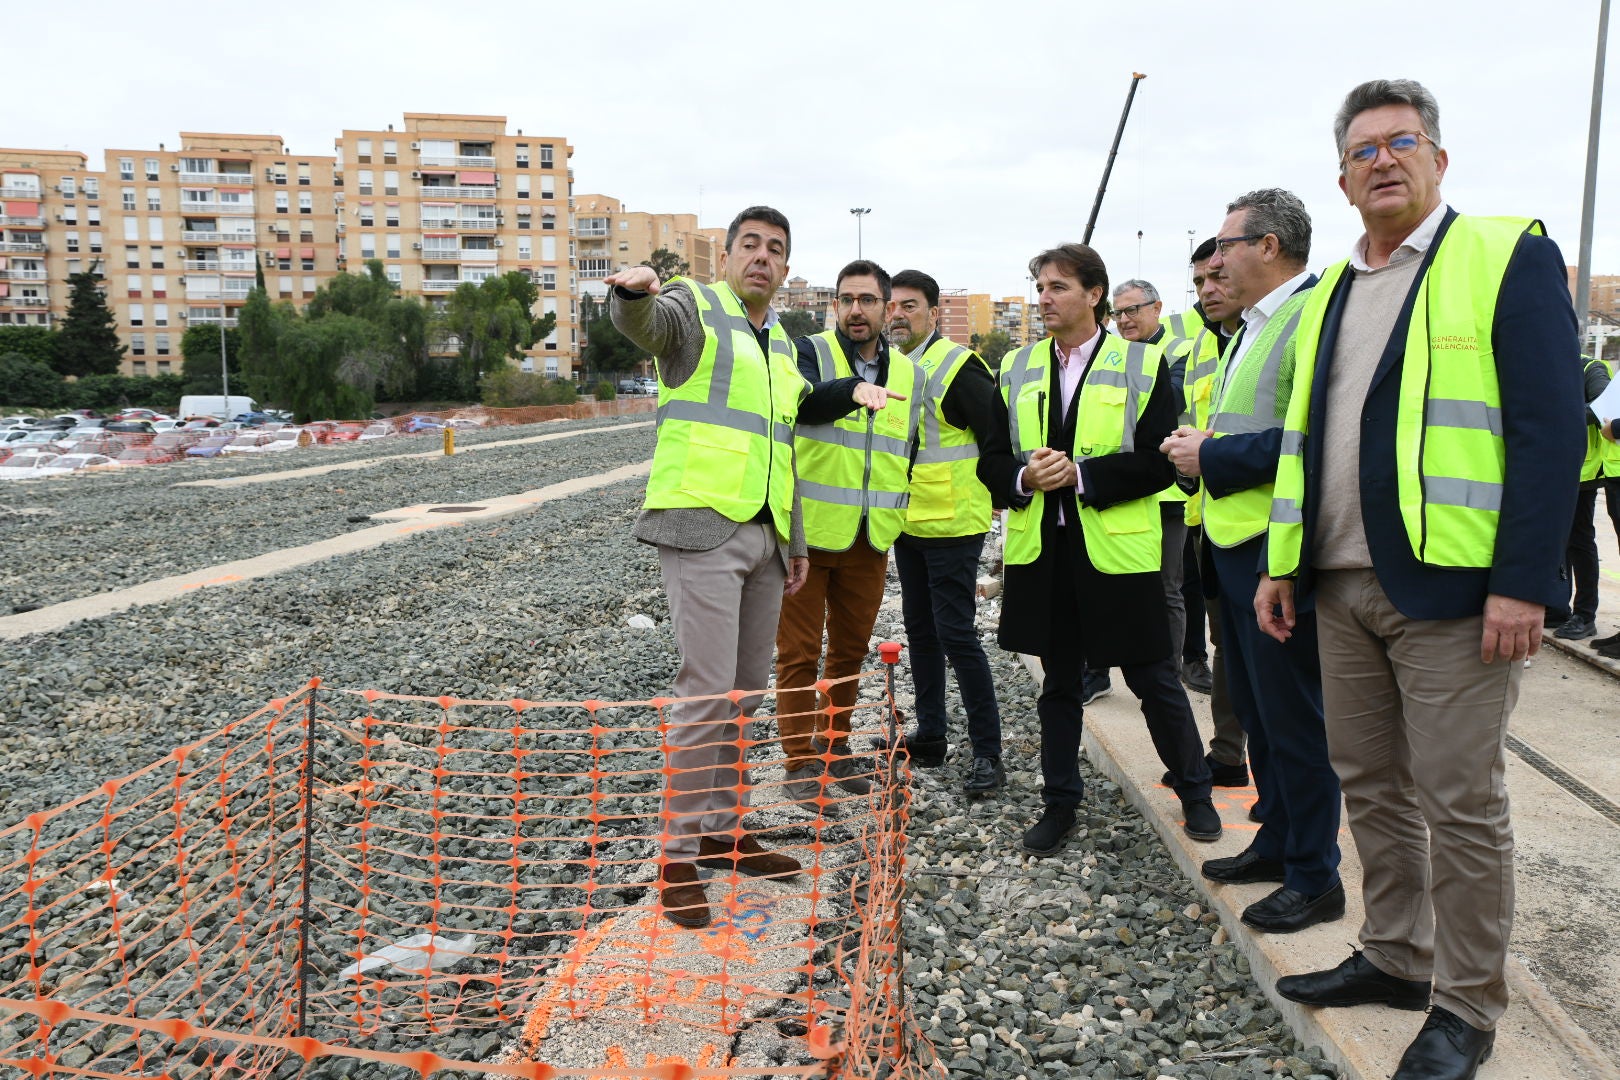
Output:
[775,259,922,809]
[1163,190,1342,938]
[883,269,1005,797]
[1253,80,1583,1080]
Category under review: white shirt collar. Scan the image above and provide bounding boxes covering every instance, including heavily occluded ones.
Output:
[1349,201,1448,272]
[1240,270,1312,331]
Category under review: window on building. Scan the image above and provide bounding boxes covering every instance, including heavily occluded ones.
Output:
[359,202,374,226]
[123,217,139,241]
[149,246,165,269]
[385,234,400,259]
[272,165,288,185]
[360,233,376,258]
[59,176,75,199]
[540,144,554,168]
[277,254,291,270]
[153,303,169,327]
[155,334,171,355]
[147,217,164,241]
[383,171,399,196]
[278,275,293,297]
[540,175,555,199]
[357,138,372,163]
[151,275,167,298]
[87,207,100,226]
[301,254,315,270]
[127,274,143,296]
[118,158,134,181]
[297,163,311,186]
[61,206,77,225]
[302,276,317,295]
[83,177,98,199]
[89,231,102,253]
[515,176,530,199]
[275,192,289,214]
[146,188,161,212]
[300,223,314,241]
[385,264,402,286]
[517,237,532,259]
[299,192,313,214]
[130,303,145,326]
[385,203,399,227]
[540,269,556,290]
[66,259,81,275]
[515,143,530,168]
[358,170,373,196]
[542,214,555,231]
[382,139,397,163]
[130,333,146,355]
[132,360,148,375]
[144,158,160,181]
[540,237,556,261]
[121,187,136,211]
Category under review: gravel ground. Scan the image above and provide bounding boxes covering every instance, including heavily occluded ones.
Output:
[0,434,1337,1079]
[0,416,653,608]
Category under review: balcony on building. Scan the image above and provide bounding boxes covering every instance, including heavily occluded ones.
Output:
[421,268,462,293]
[2,197,44,228]
[418,171,497,201]
[0,294,50,308]
[0,264,47,281]
[417,141,497,169]
[575,217,610,239]
[178,157,256,186]
[0,237,46,254]
[186,307,239,327]
[421,211,500,233]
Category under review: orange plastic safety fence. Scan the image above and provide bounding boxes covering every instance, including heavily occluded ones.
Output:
[0,666,944,1080]
[399,400,656,430]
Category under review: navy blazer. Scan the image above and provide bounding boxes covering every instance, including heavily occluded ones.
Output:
[1282,207,1584,619]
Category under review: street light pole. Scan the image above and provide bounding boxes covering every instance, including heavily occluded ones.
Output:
[1575,0,1611,343]
[220,319,230,406]
[850,207,871,258]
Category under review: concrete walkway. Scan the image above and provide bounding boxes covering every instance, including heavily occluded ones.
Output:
[0,462,651,641]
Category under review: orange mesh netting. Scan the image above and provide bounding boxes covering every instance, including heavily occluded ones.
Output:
[0,649,943,1079]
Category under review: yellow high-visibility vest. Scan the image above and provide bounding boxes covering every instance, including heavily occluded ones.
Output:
[904,337,993,538]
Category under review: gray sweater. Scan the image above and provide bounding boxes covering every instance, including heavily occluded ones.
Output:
[610,280,807,561]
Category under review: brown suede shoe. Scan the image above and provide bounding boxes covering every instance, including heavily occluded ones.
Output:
[695,834,803,878]
[659,861,710,928]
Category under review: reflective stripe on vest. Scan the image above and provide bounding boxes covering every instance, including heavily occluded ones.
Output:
[1199,290,1310,548]
[643,278,804,539]
[1180,326,1223,526]
[999,334,1163,573]
[1582,355,1613,482]
[1160,310,1204,361]
[795,330,925,552]
[1268,216,1540,577]
[905,338,993,538]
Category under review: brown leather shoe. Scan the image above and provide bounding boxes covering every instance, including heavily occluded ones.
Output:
[696,834,802,878]
[659,861,710,928]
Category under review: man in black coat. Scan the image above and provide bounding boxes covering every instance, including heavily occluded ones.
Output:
[978,243,1220,855]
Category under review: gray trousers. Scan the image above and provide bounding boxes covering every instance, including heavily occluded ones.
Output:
[1316,568,1520,1029]
[657,523,786,858]
[1159,504,1188,664]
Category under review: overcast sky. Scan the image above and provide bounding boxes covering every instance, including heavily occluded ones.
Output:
[12,0,1616,312]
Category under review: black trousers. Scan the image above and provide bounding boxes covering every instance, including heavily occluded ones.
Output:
[1037,535,1213,808]
[1552,482,1600,623]
[1212,540,1341,896]
[1181,525,1208,662]
[895,534,1002,759]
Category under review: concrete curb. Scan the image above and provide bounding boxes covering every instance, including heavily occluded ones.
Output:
[1049,666,1616,1080]
[1538,628,1620,681]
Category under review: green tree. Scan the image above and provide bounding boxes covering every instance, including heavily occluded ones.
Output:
[267,315,376,421]
[0,326,58,370]
[481,369,578,407]
[0,352,65,407]
[308,260,429,399]
[179,324,242,395]
[779,308,822,339]
[973,329,1014,370]
[55,267,125,377]
[236,287,288,406]
[578,294,647,376]
[440,271,556,396]
[647,248,690,282]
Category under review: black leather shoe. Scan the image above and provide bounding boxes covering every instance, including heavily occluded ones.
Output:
[1022,804,1076,856]
[1590,629,1620,648]
[1081,669,1112,706]
[963,756,1004,798]
[1163,753,1250,789]
[1392,1006,1494,1080]
[1277,949,1431,1010]
[1597,637,1620,659]
[1241,881,1346,932]
[873,730,947,768]
[1201,846,1286,885]
[1180,657,1214,695]
[1555,615,1596,640]
[1181,798,1222,841]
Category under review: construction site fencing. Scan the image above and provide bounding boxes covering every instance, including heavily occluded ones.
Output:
[398,399,656,430]
[0,653,943,1079]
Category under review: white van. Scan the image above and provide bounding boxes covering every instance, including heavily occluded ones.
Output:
[178,395,258,421]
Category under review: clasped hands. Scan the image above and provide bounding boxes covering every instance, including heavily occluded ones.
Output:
[1024,446,1079,491]
[1159,426,1210,477]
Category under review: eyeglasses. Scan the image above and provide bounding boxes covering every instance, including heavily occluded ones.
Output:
[1342,131,1437,169]
[836,294,885,309]
[1213,234,1264,256]
[1113,301,1157,319]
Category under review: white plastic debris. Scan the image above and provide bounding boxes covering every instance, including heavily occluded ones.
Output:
[337,932,480,980]
[87,877,134,907]
[625,614,656,629]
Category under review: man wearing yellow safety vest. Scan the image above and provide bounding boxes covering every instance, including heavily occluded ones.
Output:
[1546,355,1616,641]
[1253,81,1584,1080]
[775,260,924,808]
[883,269,1005,796]
[607,207,894,930]
[978,242,1222,856]
[1163,190,1342,938]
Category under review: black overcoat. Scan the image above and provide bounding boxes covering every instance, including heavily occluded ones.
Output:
[977,337,1178,665]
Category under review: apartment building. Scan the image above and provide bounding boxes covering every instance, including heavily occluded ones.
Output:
[1568,267,1620,323]
[0,149,92,333]
[334,115,577,378]
[571,194,721,299]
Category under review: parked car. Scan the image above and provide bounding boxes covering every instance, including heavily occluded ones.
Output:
[357,423,395,441]
[258,428,310,452]
[152,432,205,453]
[1,416,40,429]
[185,435,235,458]
[444,416,485,429]
[55,434,127,457]
[105,421,156,435]
[221,432,279,455]
[116,446,182,466]
[41,453,117,475]
[149,420,186,433]
[0,451,62,478]
[404,415,445,433]
[1,429,36,447]
[232,412,282,427]
[15,430,64,449]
